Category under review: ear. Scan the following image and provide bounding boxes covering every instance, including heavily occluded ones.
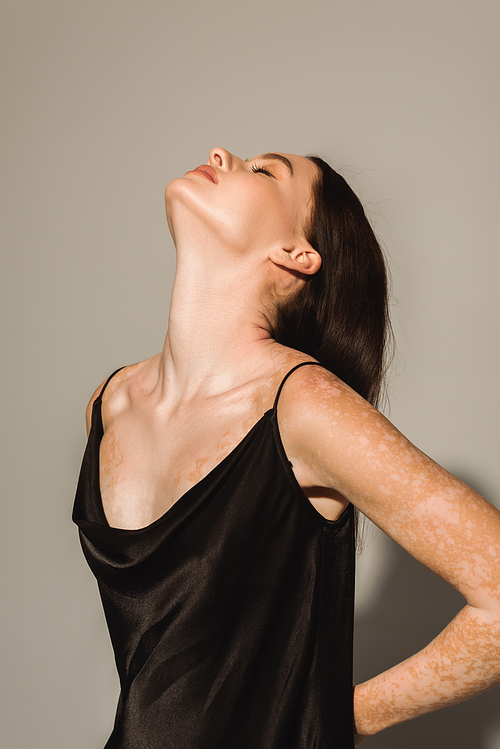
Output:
[269,243,322,276]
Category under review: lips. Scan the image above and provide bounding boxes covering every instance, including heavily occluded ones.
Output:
[187,164,218,184]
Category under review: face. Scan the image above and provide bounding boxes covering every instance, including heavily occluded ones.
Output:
[164,148,319,260]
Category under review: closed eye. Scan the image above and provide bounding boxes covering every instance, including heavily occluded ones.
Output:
[251,165,275,178]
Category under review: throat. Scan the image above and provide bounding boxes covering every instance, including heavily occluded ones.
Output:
[163,256,275,396]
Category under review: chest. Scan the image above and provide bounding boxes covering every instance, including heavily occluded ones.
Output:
[98,407,264,530]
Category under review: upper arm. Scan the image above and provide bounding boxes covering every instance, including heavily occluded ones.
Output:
[280,368,500,614]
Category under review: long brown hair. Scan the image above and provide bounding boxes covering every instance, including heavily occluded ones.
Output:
[272,155,392,410]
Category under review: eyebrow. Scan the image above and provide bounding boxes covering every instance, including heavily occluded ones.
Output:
[246,153,294,176]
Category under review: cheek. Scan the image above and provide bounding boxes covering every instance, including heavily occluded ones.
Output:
[224,188,295,249]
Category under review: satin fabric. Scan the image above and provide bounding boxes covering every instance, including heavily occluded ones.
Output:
[73,363,355,748]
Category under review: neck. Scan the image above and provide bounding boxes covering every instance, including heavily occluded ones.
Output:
[157,248,279,401]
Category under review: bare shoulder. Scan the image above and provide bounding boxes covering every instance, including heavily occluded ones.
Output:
[85,377,109,437]
[84,357,157,437]
[276,363,406,494]
[277,362,384,437]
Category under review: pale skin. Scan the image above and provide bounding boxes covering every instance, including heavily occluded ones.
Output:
[86,147,500,741]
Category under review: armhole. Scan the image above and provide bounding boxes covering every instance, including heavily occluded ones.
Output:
[271,360,353,528]
[86,366,126,439]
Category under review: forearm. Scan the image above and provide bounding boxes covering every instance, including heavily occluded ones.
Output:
[354,604,500,737]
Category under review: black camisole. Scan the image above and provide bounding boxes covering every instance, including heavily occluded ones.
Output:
[73,362,355,748]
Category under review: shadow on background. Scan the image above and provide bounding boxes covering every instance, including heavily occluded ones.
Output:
[353,472,500,748]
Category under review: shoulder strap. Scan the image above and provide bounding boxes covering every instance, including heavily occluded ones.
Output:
[98,366,126,400]
[273,361,323,411]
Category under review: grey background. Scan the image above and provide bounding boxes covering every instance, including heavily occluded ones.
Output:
[1,0,499,746]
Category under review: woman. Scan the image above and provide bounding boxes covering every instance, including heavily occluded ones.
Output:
[73,148,500,748]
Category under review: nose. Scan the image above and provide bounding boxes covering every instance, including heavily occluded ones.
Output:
[209,147,233,172]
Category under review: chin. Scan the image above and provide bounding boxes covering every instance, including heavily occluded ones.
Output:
[164,176,185,200]
[165,175,205,207]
